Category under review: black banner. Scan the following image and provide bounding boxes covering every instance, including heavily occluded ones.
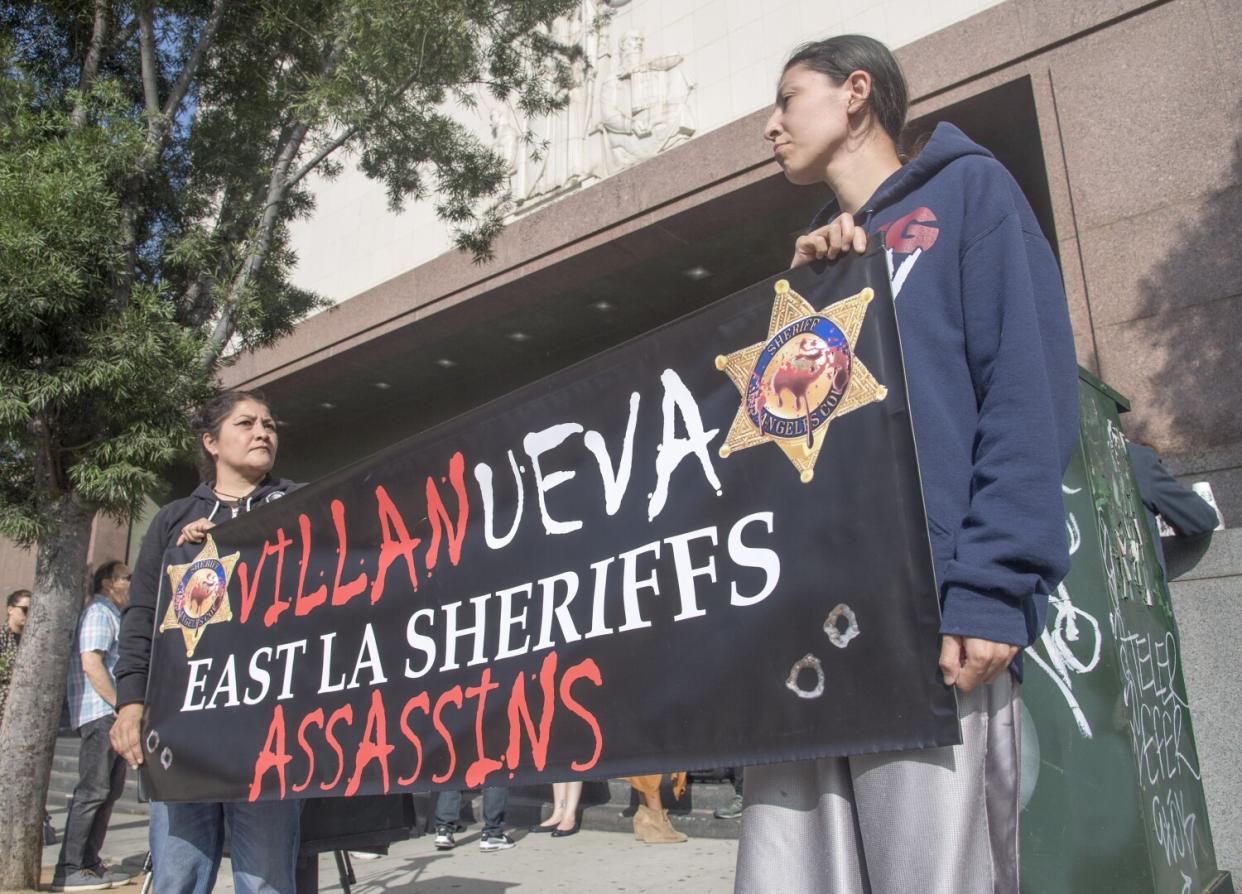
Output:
[142,250,959,803]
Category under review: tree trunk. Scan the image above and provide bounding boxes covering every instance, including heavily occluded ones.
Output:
[0,496,95,888]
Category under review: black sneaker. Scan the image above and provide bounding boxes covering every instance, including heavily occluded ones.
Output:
[479,831,516,851]
[434,826,456,850]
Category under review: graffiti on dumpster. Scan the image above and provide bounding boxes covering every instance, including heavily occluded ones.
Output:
[1025,490,1102,739]
[1019,378,1225,893]
[1093,414,1204,881]
[1025,404,1209,887]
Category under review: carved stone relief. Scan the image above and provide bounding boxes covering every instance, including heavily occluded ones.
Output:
[483,0,696,214]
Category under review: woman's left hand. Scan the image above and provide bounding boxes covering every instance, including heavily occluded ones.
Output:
[939,635,1019,692]
[111,703,145,769]
[177,517,216,546]
[790,212,868,267]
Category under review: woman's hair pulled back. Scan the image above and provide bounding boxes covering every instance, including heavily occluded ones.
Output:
[783,34,908,149]
[193,390,272,481]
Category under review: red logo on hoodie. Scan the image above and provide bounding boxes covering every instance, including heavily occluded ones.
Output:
[877,207,939,254]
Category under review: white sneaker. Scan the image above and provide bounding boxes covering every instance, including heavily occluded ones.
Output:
[348,850,382,861]
[434,826,456,850]
[479,831,516,851]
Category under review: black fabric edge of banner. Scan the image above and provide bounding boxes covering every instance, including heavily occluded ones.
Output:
[852,252,960,724]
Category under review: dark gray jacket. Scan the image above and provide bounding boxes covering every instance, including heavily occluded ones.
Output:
[1127,442,1218,574]
[115,477,299,707]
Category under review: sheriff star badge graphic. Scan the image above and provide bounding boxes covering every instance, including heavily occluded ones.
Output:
[160,534,240,657]
[715,279,887,483]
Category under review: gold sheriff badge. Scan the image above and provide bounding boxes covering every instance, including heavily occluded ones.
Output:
[160,535,239,657]
[715,279,887,483]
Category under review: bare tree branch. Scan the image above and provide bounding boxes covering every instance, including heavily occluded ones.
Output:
[161,0,228,121]
[71,0,110,126]
[199,120,311,367]
[198,38,350,366]
[114,199,139,308]
[178,272,214,326]
[124,0,230,306]
[136,5,160,117]
[107,15,139,55]
[284,123,359,190]
[286,30,432,189]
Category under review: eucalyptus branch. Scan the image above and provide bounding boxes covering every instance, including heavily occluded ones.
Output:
[125,0,227,317]
[284,123,358,190]
[180,167,279,326]
[199,120,311,368]
[161,0,228,121]
[71,0,110,127]
[107,16,139,55]
[178,272,214,327]
[136,5,160,117]
[56,436,103,457]
[286,29,431,190]
[197,36,350,366]
[113,195,140,310]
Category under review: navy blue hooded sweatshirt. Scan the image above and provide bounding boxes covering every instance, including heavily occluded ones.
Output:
[809,123,1079,675]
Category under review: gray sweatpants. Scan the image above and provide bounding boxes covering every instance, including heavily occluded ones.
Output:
[735,673,1021,894]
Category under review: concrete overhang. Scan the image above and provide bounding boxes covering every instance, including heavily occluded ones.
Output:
[218,0,1131,478]
[220,105,821,479]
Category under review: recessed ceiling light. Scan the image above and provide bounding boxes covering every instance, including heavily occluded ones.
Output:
[683,266,712,280]
[434,358,456,368]
[507,331,531,342]
[320,401,336,410]
[374,381,391,390]
[591,300,614,311]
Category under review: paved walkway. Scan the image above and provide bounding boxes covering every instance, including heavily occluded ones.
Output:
[37,803,738,894]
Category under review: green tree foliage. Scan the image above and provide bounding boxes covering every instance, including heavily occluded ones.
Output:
[1,0,580,541]
[0,71,210,540]
[0,1,579,884]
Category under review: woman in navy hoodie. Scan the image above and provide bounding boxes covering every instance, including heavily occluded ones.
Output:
[735,36,1078,894]
[112,391,301,894]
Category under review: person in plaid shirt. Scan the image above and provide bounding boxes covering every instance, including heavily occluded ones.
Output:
[51,562,133,892]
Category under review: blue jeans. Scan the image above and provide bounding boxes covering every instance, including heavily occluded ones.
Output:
[434,787,507,836]
[149,799,301,894]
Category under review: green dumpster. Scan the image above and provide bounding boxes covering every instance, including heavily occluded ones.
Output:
[1019,369,1232,893]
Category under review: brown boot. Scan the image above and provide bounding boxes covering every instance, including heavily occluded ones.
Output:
[633,805,688,843]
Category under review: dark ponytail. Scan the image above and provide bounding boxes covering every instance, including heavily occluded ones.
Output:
[783,35,908,151]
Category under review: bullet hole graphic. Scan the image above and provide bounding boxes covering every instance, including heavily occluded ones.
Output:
[824,604,860,649]
[785,653,825,699]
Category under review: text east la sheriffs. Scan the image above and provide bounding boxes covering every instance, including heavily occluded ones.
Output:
[179,367,785,713]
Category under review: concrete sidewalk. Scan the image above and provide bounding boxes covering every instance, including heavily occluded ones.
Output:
[39,802,739,894]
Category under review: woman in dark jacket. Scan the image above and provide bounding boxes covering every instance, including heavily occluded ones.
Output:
[112,391,301,894]
[736,35,1077,894]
